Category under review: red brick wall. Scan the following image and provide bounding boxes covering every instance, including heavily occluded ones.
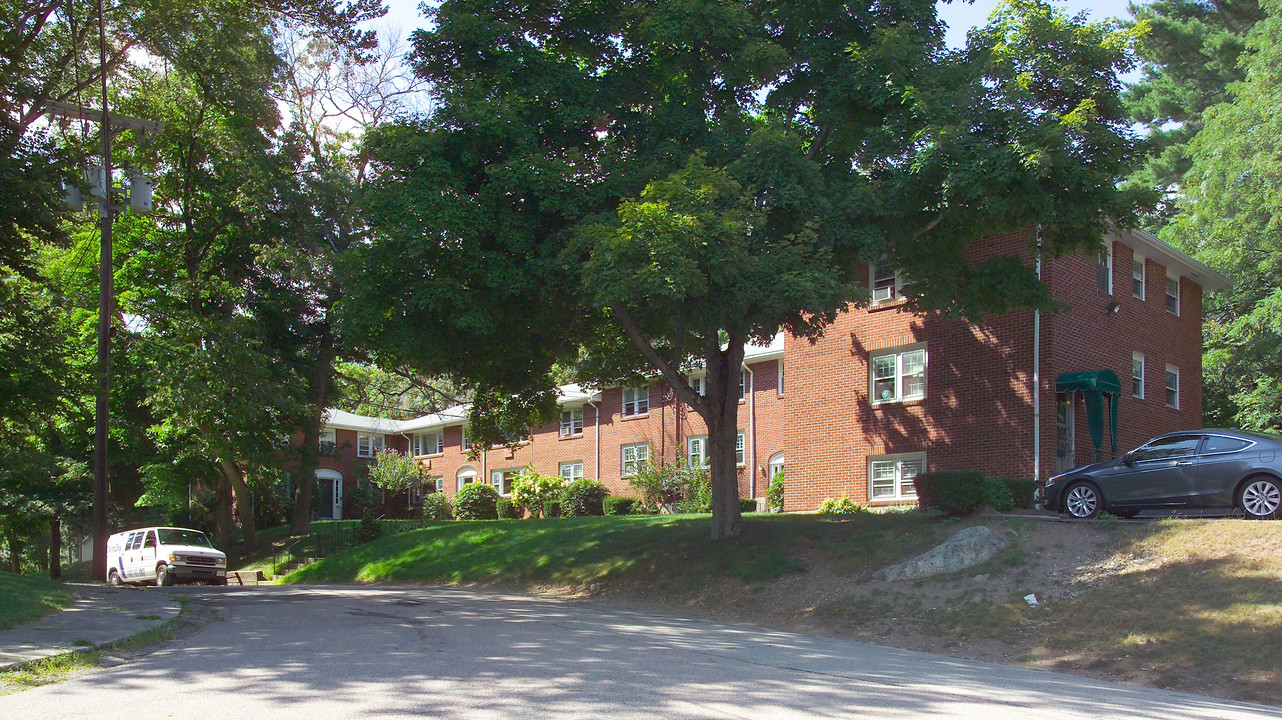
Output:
[783,230,1208,511]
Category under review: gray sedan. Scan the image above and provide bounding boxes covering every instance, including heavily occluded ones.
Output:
[1042,429,1282,519]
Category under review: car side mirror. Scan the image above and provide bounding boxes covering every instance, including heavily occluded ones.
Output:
[1123,453,1135,467]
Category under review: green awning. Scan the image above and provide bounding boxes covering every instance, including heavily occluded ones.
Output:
[1057,371,1120,461]
[1055,370,1122,395]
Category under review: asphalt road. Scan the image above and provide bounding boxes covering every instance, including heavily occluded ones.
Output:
[2,585,1277,719]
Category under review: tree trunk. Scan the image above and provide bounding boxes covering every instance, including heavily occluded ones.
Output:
[701,339,746,540]
[6,529,21,574]
[291,330,336,537]
[213,470,234,549]
[49,516,62,579]
[221,459,257,551]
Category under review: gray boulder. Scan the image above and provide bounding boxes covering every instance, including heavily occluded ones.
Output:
[874,525,1008,581]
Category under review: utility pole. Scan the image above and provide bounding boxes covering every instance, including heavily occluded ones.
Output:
[41,3,160,580]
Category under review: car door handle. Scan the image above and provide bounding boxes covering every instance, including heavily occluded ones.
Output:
[1175,460,1193,466]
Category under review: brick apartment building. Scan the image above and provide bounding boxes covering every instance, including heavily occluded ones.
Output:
[312,228,1228,516]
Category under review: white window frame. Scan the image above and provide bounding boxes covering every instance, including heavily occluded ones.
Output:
[1166,275,1180,316]
[735,431,745,467]
[738,369,747,401]
[621,443,649,476]
[1132,352,1145,399]
[456,467,477,492]
[318,429,336,449]
[414,431,444,457]
[688,435,708,468]
[777,360,784,397]
[1097,242,1113,294]
[560,407,584,437]
[689,373,707,397]
[1165,365,1180,409]
[869,344,927,405]
[431,477,444,494]
[868,452,924,502]
[460,426,472,451]
[559,461,584,482]
[357,433,385,458]
[870,261,903,303]
[1132,257,1145,300]
[491,469,519,497]
[622,386,649,417]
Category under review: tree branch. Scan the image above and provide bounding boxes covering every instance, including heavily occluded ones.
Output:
[611,305,705,414]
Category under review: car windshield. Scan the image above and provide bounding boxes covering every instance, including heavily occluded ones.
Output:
[158,529,213,548]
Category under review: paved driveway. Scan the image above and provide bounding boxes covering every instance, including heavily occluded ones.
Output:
[2,585,1277,719]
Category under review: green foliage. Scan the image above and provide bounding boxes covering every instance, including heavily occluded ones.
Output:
[511,467,567,518]
[454,483,500,520]
[347,483,381,520]
[740,498,759,514]
[766,470,785,512]
[422,492,452,521]
[1124,0,1265,224]
[542,499,562,518]
[982,478,1016,513]
[366,449,421,494]
[676,466,712,514]
[496,498,523,520]
[560,479,609,517]
[1000,478,1038,510]
[913,471,989,517]
[1167,3,1282,430]
[357,514,383,544]
[628,459,685,507]
[816,496,868,515]
[603,496,637,516]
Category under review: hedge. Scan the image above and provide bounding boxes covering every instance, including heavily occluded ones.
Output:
[561,479,609,517]
[454,483,500,520]
[604,496,637,516]
[999,478,1038,510]
[913,470,988,516]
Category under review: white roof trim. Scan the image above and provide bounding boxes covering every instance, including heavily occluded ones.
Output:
[1119,229,1232,292]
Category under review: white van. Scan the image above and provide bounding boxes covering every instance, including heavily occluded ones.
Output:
[106,527,228,586]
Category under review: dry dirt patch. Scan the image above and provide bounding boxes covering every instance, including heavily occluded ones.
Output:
[588,515,1282,707]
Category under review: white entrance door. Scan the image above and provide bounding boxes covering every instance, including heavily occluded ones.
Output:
[1055,393,1076,474]
[331,479,343,520]
[316,470,344,520]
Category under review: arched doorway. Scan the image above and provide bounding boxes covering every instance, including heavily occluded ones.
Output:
[315,469,343,520]
[767,452,784,483]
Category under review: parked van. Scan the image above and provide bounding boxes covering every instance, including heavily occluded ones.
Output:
[106,527,227,586]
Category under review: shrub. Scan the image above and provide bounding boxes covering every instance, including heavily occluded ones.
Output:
[454,483,500,520]
[497,498,523,519]
[559,479,608,516]
[740,497,759,513]
[543,499,562,518]
[628,459,684,506]
[422,492,451,521]
[604,496,637,516]
[675,465,712,514]
[357,513,383,543]
[983,477,1015,512]
[511,467,567,518]
[913,471,987,516]
[1000,478,1038,510]
[766,470,785,512]
[346,482,381,518]
[816,495,867,515]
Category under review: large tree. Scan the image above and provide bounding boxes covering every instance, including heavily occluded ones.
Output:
[346,0,1146,539]
[1167,0,1282,430]
[1123,0,1266,225]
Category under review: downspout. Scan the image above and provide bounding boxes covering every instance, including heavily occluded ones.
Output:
[1033,227,1043,486]
[586,398,601,480]
[745,363,756,499]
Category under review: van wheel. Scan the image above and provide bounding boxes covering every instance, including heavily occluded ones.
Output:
[107,569,123,586]
[156,564,174,587]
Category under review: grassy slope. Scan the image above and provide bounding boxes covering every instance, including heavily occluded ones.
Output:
[283,511,945,587]
[0,572,73,632]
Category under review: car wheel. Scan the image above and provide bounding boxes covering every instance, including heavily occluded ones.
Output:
[156,564,174,587]
[107,569,123,586]
[1063,482,1102,519]
[1239,476,1281,520]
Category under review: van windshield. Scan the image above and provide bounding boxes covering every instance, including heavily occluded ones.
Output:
[158,529,213,548]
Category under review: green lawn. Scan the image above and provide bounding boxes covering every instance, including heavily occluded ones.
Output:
[283,511,944,588]
[0,572,73,632]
